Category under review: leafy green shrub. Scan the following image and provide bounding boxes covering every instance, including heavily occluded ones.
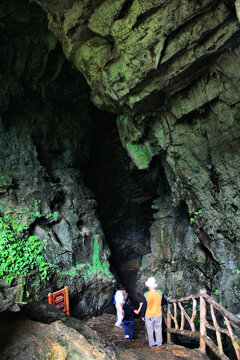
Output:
[46,211,59,221]
[0,216,53,285]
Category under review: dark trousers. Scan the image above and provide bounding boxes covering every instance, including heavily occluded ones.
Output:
[123,320,135,340]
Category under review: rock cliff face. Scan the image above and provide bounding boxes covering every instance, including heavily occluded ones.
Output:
[0,304,137,360]
[1,0,240,317]
[33,0,240,312]
[0,0,114,317]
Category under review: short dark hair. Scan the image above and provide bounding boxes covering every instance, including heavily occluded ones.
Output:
[126,297,132,305]
[119,285,126,290]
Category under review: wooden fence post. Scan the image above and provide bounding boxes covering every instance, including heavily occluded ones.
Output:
[48,293,53,305]
[167,303,172,343]
[200,289,207,354]
[65,286,70,316]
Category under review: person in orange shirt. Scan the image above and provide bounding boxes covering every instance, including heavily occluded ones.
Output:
[141,277,168,349]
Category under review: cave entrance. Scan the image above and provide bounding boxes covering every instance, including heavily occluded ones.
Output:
[0,0,160,310]
[83,112,161,302]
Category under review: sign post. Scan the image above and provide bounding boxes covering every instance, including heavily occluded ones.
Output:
[48,286,70,316]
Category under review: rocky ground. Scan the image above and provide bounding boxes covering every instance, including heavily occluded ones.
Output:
[85,314,209,360]
[0,304,209,360]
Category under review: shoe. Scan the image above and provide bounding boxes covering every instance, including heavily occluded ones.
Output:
[152,345,162,351]
[115,324,122,328]
[150,345,156,349]
[124,335,129,339]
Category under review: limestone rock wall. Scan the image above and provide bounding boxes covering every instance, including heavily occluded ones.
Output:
[0,0,115,317]
[34,0,240,312]
[34,0,240,111]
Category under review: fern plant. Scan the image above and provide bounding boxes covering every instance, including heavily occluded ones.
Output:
[0,215,53,285]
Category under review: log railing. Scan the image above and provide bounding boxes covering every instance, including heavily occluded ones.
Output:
[166,289,240,360]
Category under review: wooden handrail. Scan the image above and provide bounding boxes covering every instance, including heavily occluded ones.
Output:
[166,289,240,360]
[168,293,199,303]
[201,292,240,327]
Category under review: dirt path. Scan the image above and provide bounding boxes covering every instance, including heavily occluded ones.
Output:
[85,314,209,360]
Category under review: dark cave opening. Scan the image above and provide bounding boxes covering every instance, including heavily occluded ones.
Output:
[83,112,163,302]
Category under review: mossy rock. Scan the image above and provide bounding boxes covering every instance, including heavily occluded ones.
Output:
[236,0,240,22]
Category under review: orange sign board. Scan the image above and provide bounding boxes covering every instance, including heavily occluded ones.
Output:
[48,286,70,316]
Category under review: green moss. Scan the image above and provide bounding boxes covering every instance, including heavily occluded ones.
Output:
[63,234,113,282]
[16,279,25,303]
[126,142,152,169]
[4,200,45,236]
[0,176,8,187]
[90,234,113,278]
[92,234,102,272]
[88,0,126,37]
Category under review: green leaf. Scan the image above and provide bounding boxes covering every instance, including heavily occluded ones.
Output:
[0,213,54,285]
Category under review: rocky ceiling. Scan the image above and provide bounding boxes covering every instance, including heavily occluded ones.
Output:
[33,0,239,112]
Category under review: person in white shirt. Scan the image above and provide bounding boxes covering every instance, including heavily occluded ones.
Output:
[114,286,126,327]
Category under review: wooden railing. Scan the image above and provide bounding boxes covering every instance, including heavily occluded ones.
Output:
[166,289,240,360]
